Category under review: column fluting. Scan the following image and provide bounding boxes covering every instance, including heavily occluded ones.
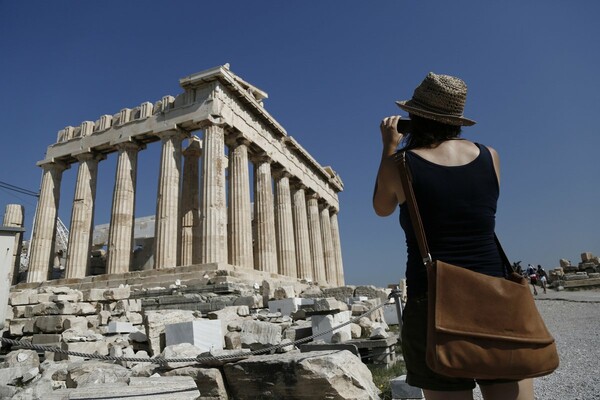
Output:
[65,153,102,278]
[306,193,326,284]
[181,137,202,266]
[106,142,141,274]
[253,155,277,273]
[200,125,227,263]
[274,169,297,278]
[3,204,24,285]
[319,204,336,286]
[228,139,253,268]
[27,162,67,283]
[330,209,345,286]
[291,184,312,280]
[154,130,184,269]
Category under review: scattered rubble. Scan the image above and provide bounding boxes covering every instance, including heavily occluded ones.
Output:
[1,278,401,399]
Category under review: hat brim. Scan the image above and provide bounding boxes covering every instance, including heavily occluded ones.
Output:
[396,100,476,126]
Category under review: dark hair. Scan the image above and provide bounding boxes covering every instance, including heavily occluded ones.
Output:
[401,114,462,150]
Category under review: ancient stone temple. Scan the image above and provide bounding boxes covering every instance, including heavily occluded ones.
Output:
[25,65,345,287]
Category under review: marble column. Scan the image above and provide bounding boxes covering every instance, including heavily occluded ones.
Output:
[154,130,184,269]
[319,204,336,286]
[3,204,24,285]
[274,169,297,278]
[253,155,277,273]
[200,125,227,264]
[306,193,326,284]
[228,138,253,268]
[291,183,312,280]
[106,142,141,274]
[330,209,345,286]
[27,162,67,283]
[65,153,102,279]
[181,137,202,266]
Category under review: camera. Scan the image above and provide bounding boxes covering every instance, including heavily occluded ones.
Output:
[397,118,412,133]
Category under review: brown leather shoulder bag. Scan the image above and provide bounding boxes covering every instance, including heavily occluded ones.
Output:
[395,151,559,380]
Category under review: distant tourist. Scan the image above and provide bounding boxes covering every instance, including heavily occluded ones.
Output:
[527,264,538,295]
[537,265,548,294]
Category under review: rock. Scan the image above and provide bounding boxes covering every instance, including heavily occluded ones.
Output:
[370,326,389,339]
[66,360,131,388]
[322,286,356,302]
[350,323,362,339]
[223,350,380,399]
[160,342,205,369]
[312,311,352,343]
[274,285,296,299]
[240,320,282,350]
[144,310,198,356]
[5,349,40,369]
[163,366,229,399]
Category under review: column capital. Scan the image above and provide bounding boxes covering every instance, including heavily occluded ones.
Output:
[74,151,106,163]
[250,151,272,165]
[156,128,188,141]
[225,132,251,148]
[272,165,292,180]
[115,140,146,152]
[306,191,320,201]
[289,177,306,191]
[40,160,69,173]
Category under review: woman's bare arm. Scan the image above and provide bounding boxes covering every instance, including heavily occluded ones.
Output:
[373,116,406,216]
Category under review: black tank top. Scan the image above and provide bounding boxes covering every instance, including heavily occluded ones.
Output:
[399,142,504,298]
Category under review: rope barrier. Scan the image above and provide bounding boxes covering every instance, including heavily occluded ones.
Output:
[0,300,393,365]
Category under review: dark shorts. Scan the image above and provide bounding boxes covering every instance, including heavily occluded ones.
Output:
[401,295,515,391]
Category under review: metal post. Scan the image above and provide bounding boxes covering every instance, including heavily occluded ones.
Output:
[388,287,404,342]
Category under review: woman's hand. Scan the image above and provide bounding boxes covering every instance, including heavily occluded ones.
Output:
[380,116,403,156]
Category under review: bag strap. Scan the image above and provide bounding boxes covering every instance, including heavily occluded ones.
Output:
[394,151,432,266]
[394,150,515,274]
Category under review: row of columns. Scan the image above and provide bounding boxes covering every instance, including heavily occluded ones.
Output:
[26,126,344,286]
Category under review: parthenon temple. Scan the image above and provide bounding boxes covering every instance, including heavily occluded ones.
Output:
[25,64,344,287]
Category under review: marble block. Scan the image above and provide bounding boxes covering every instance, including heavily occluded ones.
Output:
[165,320,223,351]
[311,311,352,343]
[108,321,135,333]
[268,298,314,317]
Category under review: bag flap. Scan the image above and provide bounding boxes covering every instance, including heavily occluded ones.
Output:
[430,261,555,344]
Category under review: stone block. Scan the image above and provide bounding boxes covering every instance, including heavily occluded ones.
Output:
[390,375,424,399]
[57,341,108,361]
[9,290,36,305]
[108,321,135,333]
[12,305,27,318]
[223,350,380,400]
[581,252,594,262]
[268,298,314,317]
[240,320,282,350]
[32,334,62,347]
[273,285,296,299]
[322,286,355,302]
[312,311,352,343]
[224,331,241,350]
[82,288,106,301]
[144,310,198,356]
[165,320,223,351]
[9,318,28,336]
[63,316,89,331]
[74,302,97,315]
[35,315,69,333]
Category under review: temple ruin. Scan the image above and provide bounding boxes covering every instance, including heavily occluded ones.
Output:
[25,64,345,287]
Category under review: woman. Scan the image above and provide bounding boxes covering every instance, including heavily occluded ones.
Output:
[373,72,534,400]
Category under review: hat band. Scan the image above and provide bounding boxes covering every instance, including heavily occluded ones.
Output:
[409,98,464,118]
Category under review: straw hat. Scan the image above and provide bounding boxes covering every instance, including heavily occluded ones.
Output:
[396,72,476,126]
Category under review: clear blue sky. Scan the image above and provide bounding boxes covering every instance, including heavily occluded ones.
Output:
[1,1,598,287]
